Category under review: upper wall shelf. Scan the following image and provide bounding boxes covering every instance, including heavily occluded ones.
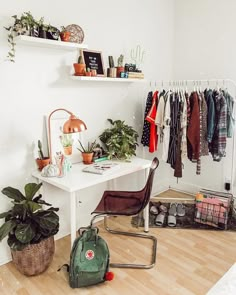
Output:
[71,76,146,83]
[14,35,88,51]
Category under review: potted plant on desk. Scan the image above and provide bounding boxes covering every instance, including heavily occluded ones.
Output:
[99,119,139,160]
[36,140,50,170]
[77,139,97,164]
[0,182,59,276]
[60,134,74,156]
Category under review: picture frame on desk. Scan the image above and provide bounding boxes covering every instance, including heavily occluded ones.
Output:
[45,116,83,164]
[80,49,105,76]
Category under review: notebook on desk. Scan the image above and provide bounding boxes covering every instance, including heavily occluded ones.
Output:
[82,162,120,175]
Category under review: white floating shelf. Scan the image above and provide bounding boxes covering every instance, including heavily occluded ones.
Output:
[14,35,88,50]
[71,76,146,82]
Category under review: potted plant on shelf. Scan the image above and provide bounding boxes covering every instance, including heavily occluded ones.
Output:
[77,139,97,164]
[99,119,139,160]
[46,24,60,40]
[85,67,92,76]
[60,134,74,155]
[73,55,86,76]
[116,54,125,77]
[60,26,71,42]
[0,182,59,276]
[36,140,50,170]
[4,11,37,62]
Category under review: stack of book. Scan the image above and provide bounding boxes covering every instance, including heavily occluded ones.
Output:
[128,72,144,79]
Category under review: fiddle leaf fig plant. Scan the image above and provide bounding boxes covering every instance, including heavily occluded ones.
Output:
[0,182,59,251]
[99,119,139,160]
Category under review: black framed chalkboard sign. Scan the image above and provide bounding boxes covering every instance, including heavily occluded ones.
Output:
[81,49,105,76]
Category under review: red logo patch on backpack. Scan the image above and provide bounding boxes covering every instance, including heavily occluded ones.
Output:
[85,250,94,260]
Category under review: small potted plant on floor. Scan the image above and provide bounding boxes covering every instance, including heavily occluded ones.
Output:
[99,119,139,160]
[0,182,59,276]
[77,139,97,164]
[73,55,86,76]
[36,140,50,170]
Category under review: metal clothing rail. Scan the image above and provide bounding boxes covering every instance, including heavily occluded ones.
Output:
[147,78,236,197]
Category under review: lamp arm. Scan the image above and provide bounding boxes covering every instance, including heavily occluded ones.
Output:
[48,108,74,164]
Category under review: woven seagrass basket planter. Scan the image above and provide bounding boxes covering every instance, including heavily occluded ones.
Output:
[11,236,55,276]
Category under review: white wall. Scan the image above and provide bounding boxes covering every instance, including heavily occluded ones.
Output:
[0,0,175,264]
[171,0,236,193]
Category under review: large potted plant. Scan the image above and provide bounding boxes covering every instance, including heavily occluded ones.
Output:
[99,119,139,160]
[0,182,59,276]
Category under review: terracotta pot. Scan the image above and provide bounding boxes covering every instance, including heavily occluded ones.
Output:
[85,72,92,77]
[36,158,50,171]
[82,152,94,164]
[64,146,72,155]
[60,31,71,42]
[116,66,124,78]
[73,63,86,76]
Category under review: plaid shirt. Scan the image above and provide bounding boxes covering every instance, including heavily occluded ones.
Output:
[209,91,227,161]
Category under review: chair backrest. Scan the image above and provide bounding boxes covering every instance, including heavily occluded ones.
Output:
[138,157,159,212]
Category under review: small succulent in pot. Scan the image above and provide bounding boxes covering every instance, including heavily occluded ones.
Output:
[36,140,50,170]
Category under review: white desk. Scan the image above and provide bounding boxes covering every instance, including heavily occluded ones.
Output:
[32,157,152,247]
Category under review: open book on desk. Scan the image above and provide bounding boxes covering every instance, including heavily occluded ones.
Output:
[82,162,120,175]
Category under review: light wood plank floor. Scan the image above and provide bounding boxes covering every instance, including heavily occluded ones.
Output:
[0,214,236,295]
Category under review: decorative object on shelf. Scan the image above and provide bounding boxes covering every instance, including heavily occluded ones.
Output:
[81,49,105,76]
[48,108,87,164]
[116,54,125,78]
[77,139,97,164]
[41,163,59,177]
[65,24,84,43]
[130,44,145,71]
[85,67,92,76]
[0,182,59,276]
[46,24,60,40]
[108,56,115,68]
[99,119,139,160]
[107,67,117,78]
[73,55,86,76]
[59,26,71,42]
[91,69,97,77]
[36,139,50,171]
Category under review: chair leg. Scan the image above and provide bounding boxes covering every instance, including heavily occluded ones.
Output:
[103,216,157,269]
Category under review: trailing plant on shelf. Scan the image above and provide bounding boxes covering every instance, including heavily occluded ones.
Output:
[0,182,59,251]
[99,119,139,160]
[4,11,37,62]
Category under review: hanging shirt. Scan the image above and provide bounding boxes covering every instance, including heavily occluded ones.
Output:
[155,91,166,143]
[204,89,215,143]
[141,91,153,147]
[146,91,158,153]
[223,90,235,138]
[162,91,171,162]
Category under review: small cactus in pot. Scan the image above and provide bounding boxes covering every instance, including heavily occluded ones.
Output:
[36,140,50,171]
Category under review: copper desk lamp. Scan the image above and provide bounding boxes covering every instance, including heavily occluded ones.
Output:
[48,108,87,163]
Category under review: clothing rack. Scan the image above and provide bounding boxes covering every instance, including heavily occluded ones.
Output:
[145,78,236,197]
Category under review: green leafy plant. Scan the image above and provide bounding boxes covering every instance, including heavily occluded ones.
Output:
[77,139,97,153]
[99,119,139,160]
[0,183,59,251]
[4,11,37,62]
[60,134,74,147]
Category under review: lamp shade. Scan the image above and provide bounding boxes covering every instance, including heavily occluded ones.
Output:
[63,114,87,133]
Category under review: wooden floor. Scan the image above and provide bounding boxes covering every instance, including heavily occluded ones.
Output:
[0,214,236,295]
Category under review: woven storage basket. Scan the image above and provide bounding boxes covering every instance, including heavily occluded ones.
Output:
[11,236,55,276]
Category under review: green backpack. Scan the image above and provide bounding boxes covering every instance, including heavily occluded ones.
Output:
[67,227,110,288]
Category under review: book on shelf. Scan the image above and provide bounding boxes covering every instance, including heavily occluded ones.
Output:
[82,162,120,175]
[128,72,144,79]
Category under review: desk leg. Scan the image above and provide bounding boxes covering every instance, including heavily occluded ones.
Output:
[143,168,149,233]
[70,192,77,248]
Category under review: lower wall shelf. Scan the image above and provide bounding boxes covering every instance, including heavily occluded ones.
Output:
[71,76,146,82]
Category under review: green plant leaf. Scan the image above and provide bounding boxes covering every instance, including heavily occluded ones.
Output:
[0,211,11,219]
[7,234,27,251]
[34,211,59,231]
[25,183,42,200]
[15,223,35,243]
[27,201,42,213]
[0,220,17,241]
[1,187,25,201]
